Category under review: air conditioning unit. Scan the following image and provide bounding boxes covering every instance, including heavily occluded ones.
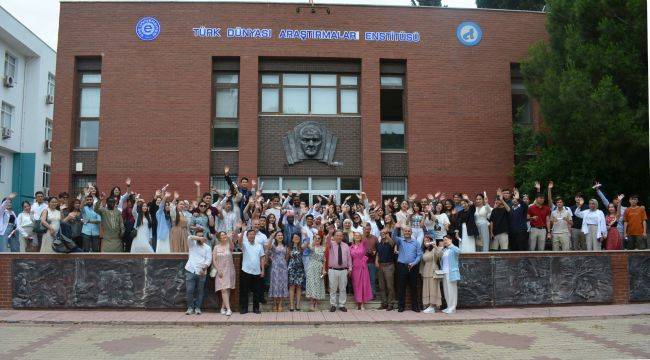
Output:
[45,94,54,104]
[1,127,12,139]
[44,139,52,152]
[3,75,14,88]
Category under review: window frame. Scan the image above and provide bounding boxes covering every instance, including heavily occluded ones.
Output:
[381,176,408,203]
[258,176,361,206]
[47,72,56,98]
[259,73,359,115]
[76,71,101,149]
[71,175,96,198]
[0,156,4,182]
[380,74,406,152]
[42,164,51,193]
[212,72,240,150]
[1,101,14,130]
[4,51,16,78]
[45,118,53,141]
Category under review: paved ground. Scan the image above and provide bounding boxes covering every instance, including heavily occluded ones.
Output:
[0,315,649,359]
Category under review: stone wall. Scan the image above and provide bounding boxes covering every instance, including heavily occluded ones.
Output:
[2,251,648,310]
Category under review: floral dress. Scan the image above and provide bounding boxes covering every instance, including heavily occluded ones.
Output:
[287,247,305,286]
[268,245,288,298]
[213,244,236,291]
[305,246,326,300]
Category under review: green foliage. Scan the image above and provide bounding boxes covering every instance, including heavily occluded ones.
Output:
[518,0,649,203]
[476,0,546,11]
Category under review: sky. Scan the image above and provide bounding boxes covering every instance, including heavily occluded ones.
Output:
[0,0,477,50]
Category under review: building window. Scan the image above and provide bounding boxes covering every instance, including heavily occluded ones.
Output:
[260,73,358,115]
[381,177,407,203]
[72,175,96,198]
[511,83,532,124]
[47,73,56,98]
[1,102,14,130]
[213,73,239,149]
[4,52,16,78]
[45,118,53,141]
[42,165,51,194]
[77,72,101,148]
[380,75,405,150]
[210,175,238,194]
[259,177,361,205]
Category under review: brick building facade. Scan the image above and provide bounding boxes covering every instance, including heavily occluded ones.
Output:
[51,1,547,202]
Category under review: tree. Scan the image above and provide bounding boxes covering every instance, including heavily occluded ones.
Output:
[476,0,545,11]
[411,0,442,6]
[517,0,649,204]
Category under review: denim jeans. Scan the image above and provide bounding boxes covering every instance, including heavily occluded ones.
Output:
[185,270,207,310]
[4,223,19,252]
[0,235,8,252]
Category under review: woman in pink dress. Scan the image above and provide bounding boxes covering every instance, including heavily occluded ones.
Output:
[605,203,622,250]
[213,231,236,316]
[350,231,373,310]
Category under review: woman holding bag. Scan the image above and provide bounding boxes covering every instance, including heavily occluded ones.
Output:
[40,197,61,253]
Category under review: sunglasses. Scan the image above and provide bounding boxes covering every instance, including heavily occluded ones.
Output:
[199,204,207,208]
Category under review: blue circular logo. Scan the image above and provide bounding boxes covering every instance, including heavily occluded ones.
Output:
[456,21,482,46]
[135,16,161,41]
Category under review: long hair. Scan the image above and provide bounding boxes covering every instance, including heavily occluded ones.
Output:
[136,203,153,228]
[174,204,182,226]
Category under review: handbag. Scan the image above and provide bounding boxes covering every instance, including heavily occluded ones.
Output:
[33,210,49,234]
[52,226,78,253]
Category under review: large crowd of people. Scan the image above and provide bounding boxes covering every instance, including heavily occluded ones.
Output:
[0,167,646,315]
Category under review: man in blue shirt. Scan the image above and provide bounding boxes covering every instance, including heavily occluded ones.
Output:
[392,223,423,312]
[81,195,101,252]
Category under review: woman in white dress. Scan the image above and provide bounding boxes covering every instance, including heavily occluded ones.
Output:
[131,199,154,253]
[40,197,61,253]
[474,192,492,252]
[16,201,34,252]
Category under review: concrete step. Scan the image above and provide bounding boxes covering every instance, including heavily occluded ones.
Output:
[244,293,384,311]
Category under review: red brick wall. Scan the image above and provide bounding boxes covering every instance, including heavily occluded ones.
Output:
[51,2,548,200]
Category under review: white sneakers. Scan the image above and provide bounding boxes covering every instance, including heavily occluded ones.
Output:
[423,306,436,314]
[442,308,456,314]
[220,308,232,316]
[185,308,194,315]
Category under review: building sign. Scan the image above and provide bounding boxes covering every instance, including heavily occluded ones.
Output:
[283,121,338,165]
[456,21,482,46]
[279,29,359,41]
[135,16,161,41]
[138,18,422,43]
[189,25,419,43]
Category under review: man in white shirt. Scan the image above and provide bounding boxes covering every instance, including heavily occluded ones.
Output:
[30,191,48,251]
[239,229,266,314]
[252,218,268,246]
[30,191,48,222]
[550,197,573,251]
[184,229,212,315]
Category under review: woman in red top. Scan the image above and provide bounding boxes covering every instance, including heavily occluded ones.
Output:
[605,203,622,250]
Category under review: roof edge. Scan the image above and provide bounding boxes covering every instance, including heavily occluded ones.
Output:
[58,1,546,15]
